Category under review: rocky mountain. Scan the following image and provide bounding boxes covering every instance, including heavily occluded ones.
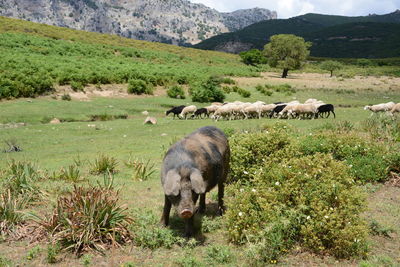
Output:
[0,0,277,45]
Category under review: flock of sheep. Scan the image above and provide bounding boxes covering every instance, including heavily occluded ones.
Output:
[166,99,335,121]
[364,102,400,115]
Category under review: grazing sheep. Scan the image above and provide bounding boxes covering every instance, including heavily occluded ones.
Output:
[305,98,318,104]
[317,104,336,118]
[364,102,395,113]
[166,105,186,119]
[389,103,400,115]
[213,104,235,121]
[191,108,208,119]
[205,105,220,117]
[284,104,318,120]
[270,104,287,118]
[179,105,197,119]
[260,104,277,117]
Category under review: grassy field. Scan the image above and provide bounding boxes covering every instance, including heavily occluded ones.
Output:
[1,70,400,266]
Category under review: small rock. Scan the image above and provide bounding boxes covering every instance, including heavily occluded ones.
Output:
[161,133,167,136]
[27,100,33,103]
[144,116,157,125]
[142,110,149,116]
[50,118,61,124]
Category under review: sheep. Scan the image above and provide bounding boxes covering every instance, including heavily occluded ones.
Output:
[205,105,220,117]
[179,105,197,119]
[364,102,395,113]
[213,104,235,121]
[305,98,318,104]
[260,104,277,117]
[270,104,287,118]
[317,104,336,118]
[277,101,301,119]
[389,103,400,115]
[243,103,263,119]
[283,104,318,120]
[166,105,186,119]
[191,108,208,119]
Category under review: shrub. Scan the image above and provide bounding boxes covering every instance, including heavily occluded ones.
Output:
[167,85,185,99]
[61,93,71,101]
[239,49,267,66]
[201,216,222,233]
[225,154,369,260]
[70,81,84,92]
[191,78,225,103]
[255,85,273,96]
[297,131,390,183]
[228,127,293,183]
[127,79,153,95]
[90,154,118,175]
[38,186,132,254]
[222,86,232,93]
[46,243,60,264]
[58,164,81,182]
[221,77,236,84]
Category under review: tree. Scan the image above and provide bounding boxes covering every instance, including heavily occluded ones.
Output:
[239,49,267,66]
[356,58,373,68]
[320,60,343,77]
[263,34,311,78]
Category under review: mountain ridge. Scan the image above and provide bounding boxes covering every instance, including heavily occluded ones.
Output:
[0,0,276,45]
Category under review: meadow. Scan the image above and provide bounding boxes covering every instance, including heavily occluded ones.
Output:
[1,70,400,266]
[1,15,400,267]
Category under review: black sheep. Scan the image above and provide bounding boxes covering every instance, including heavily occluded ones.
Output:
[191,108,208,119]
[269,104,287,118]
[317,104,335,118]
[166,105,186,119]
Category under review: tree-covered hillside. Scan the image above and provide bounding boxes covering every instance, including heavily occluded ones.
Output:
[193,10,400,58]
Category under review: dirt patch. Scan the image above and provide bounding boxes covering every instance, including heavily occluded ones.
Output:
[234,72,400,92]
[52,84,166,100]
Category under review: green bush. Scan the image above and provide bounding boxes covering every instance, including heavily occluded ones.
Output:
[255,84,273,96]
[70,81,85,91]
[297,131,390,183]
[239,49,267,66]
[225,153,369,260]
[265,83,296,95]
[127,79,153,95]
[190,78,225,103]
[221,77,236,84]
[228,127,293,183]
[167,85,185,99]
[61,93,71,101]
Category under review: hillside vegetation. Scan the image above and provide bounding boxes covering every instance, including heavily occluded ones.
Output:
[0,16,258,99]
[194,10,400,58]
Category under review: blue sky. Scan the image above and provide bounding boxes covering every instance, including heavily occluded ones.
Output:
[189,0,400,18]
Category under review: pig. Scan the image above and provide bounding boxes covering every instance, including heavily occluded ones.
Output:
[160,126,230,237]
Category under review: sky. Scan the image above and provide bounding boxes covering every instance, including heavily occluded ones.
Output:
[189,0,400,19]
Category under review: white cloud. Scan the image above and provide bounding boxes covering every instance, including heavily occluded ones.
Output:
[189,0,400,18]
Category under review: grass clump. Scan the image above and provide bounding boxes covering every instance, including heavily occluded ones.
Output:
[46,243,61,264]
[38,186,132,254]
[58,164,81,183]
[61,93,71,101]
[205,244,234,264]
[265,83,296,95]
[125,157,156,181]
[255,84,273,96]
[167,85,185,99]
[127,79,153,95]
[131,209,183,249]
[0,190,29,236]
[231,86,251,98]
[90,154,118,175]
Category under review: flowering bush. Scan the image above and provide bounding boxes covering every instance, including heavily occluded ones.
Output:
[225,154,369,262]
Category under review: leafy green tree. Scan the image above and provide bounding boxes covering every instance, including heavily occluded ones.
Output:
[263,34,311,78]
[320,60,343,77]
[239,49,267,66]
[356,58,373,68]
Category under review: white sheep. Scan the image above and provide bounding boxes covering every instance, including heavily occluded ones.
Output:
[305,98,318,104]
[389,103,400,115]
[289,104,318,119]
[179,105,197,119]
[364,102,395,113]
[213,104,235,121]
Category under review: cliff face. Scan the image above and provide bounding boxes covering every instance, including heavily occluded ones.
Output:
[0,0,277,45]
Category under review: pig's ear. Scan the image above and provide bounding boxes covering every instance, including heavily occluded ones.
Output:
[164,170,181,196]
[190,169,206,194]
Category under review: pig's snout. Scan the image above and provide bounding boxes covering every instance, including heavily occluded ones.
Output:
[180,209,193,219]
